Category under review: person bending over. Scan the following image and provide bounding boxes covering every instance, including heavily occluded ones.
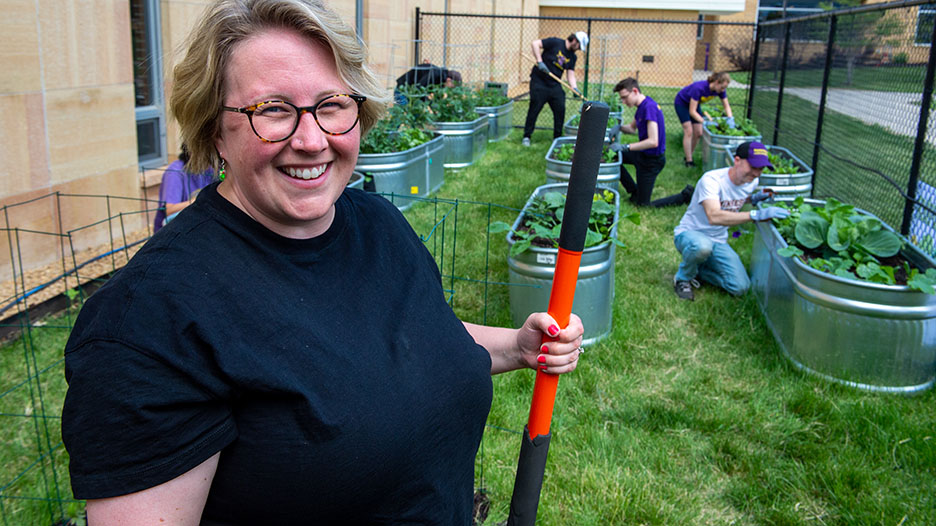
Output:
[521,32,587,146]
[674,71,733,167]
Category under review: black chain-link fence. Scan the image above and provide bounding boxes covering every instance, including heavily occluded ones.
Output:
[414,11,755,131]
[750,0,936,256]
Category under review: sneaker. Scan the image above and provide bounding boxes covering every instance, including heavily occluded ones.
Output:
[684,160,695,167]
[521,137,531,147]
[673,277,700,301]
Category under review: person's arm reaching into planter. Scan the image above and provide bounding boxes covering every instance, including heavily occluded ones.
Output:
[463,312,584,375]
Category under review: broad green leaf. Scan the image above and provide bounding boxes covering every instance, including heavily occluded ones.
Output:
[827,217,852,252]
[908,272,936,294]
[777,245,804,258]
[488,221,512,233]
[857,229,901,258]
[584,229,603,247]
[834,268,856,279]
[591,200,613,215]
[623,212,641,225]
[794,211,829,249]
[509,239,531,257]
[542,192,566,208]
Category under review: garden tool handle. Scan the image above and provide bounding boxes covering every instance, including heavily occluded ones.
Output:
[506,101,609,526]
[521,53,585,99]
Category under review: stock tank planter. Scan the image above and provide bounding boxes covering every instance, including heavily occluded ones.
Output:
[720,144,813,198]
[432,115,488,169]
[563,112,623,139]
[356,135,439,211]
[702,120,761,172]
[504,183,621,345]
[423,133,445,194]
[474,100,514,142]
[347,170,364,190]
[750,198,936,393]
[545,137,622,191]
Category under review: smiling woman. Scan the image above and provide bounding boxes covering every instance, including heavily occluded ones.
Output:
[59,1,584,524]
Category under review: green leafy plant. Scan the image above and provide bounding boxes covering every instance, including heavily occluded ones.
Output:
[763,151,801,175]
[488,190,639,256]
[699,101,727,119]
[566,113,620,129]
[772,197,936,293]
[360,89,435,154]
[707,116,760,137]
[549,143,618,164]
[425,85,480,123]
[474,87,510,107]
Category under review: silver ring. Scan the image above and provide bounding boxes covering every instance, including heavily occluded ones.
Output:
[577,347,584,355]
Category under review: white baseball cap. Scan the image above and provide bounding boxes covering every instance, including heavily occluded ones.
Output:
[575,31,589,52]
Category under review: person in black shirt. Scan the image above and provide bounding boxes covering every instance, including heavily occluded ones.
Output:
[521,31,588,146]
[60,1,584,524]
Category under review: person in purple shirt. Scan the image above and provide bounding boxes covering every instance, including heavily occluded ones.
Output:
[153,144,215,232]
[607,78,667,206]
[674,72,734,167]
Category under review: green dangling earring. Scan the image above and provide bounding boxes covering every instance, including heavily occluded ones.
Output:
[218,158,226,181]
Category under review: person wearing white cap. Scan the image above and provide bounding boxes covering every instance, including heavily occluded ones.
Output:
[521,31,587,146]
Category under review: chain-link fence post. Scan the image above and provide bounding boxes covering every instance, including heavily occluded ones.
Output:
[773,21,793,145]
[901,13,936,235]
[812,15,837,193]
[747,24,764,120]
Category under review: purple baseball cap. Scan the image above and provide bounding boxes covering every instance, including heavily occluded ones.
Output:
[736,141,773,170]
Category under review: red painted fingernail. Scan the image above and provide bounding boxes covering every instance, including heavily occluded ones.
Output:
[541,345,549,353]
[548,325,559,336]
[537,355,546,364]
[539,366,547,372]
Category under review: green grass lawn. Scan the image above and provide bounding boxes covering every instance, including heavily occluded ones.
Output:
[2,100,934,525]
[752,64,926,93]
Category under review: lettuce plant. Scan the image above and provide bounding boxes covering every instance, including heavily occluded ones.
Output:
[488,190,639,256]
[772,197,936,293]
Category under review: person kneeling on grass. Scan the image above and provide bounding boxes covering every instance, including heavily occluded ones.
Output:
[672,141,790,301]
[606,77,666,206]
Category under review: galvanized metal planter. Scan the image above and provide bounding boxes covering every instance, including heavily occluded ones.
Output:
[719,144,813,198]
[562,112,623,139]
[701,122,761,172]
[347,170,364,190]
[474,100,514,142]
[355,137,434,211]
[423,133,445,194]
[750,198,936,393]
[432,115,488,169]
[506,183,620,345]
[545,136,622,191]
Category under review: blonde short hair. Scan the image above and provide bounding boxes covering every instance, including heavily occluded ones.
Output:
[170,0,390,173]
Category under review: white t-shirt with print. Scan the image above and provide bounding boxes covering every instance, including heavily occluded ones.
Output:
[674,166,759,243]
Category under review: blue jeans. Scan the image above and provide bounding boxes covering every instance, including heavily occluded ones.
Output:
[674,230,750,296]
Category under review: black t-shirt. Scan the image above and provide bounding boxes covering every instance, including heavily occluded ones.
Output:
[531,37,577,85]
[62,184,494,524]
[395,64,452,88]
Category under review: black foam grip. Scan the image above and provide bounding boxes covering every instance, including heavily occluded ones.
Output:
[559,101,610,252]
[505,428,552,526]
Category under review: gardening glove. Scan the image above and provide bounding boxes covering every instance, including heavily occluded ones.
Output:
[608,142,629,153]
[537,61,549,73]
[607,124,622,141]
[726,116,736,128]
[750,206,790,221]
[750,189,775,206]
